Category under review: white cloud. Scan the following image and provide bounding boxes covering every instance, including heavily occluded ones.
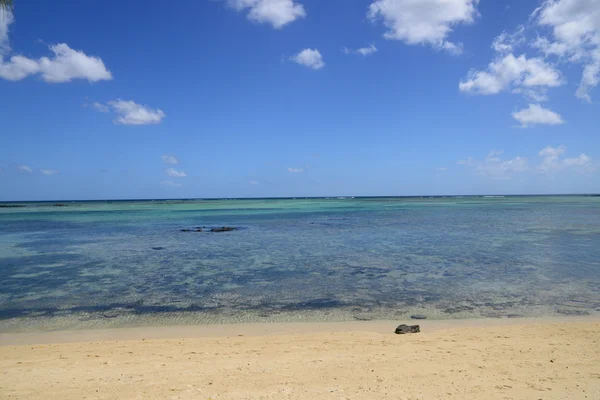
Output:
[40,169,59,176]
[1,10,112,83]
[161,181,183,188]
[287,167,303,173]
[249,180,259,185]
[367,0,479,53]
[291,48,324,70]
[459,53,563,95]
[538,145,594,173]
[92,102,109,112]
[106,100,165,125]
[461,146,595,177]
[0,8,14,55]
[344,44,379,56]
[161,154,179,165]
[17,165,32,174]
[166,168,187,177]
[458,150,528,179]
[512,104,565,127]
[564,153,592,167]
[492,26,525,54]
[229,0,306,29]
[533,0,600,101]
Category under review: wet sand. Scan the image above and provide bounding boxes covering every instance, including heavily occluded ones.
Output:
[1,318,599,399]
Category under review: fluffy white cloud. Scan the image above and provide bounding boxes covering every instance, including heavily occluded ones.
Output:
[0,10,112,83]
[166,168,187,177]
[40,169,59,176]
[17,165,32,174]
[538,145,593,172]
[512,104,565,127]
[229,0,306,29]
[161,154,180,165]
[343,45,378,56]
[291,48,324,70]
[534,0,600,101]
[1,17,111,82]
[288,167,303,173]
[106,100,165,125]
[459,53,563,95]
[458,150,528,179]
[368,0,479,53]
[161,181,183,188]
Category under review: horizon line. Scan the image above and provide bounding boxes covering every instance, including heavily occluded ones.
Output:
[1,193,599,203]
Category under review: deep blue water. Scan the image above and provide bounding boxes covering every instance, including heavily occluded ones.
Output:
[1,196,599,331]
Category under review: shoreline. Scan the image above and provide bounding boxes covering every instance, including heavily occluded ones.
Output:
[1,314,598,346]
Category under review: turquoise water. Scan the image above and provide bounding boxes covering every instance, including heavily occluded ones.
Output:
[1,196,599,331]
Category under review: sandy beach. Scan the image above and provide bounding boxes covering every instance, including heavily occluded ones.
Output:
[1,318,599,399]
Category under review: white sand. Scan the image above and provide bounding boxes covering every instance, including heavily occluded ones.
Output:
[1,318,599,399]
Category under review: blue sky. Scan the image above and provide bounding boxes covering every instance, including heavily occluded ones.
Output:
[0,0,598,200]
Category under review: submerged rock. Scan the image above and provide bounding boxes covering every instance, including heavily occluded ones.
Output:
[410,314,427,320]
[556,309,590,316]
[180,229,192,232]
[151,247,165,250]
[443,305,474,314]
[395,324,420,334]
[211,227,236,232]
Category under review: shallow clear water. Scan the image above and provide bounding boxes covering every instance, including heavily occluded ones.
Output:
[1,196,599,332]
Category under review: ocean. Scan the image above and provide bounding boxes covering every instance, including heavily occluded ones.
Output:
[1,196,599,331]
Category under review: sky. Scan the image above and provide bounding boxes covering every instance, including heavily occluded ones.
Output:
[0,0,599,200]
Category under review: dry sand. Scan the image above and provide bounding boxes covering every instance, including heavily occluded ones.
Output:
[1,318,599,399]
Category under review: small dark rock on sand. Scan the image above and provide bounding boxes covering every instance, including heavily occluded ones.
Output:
[395,324,420,334]
[211,227,236,232]
[410,314,427,320]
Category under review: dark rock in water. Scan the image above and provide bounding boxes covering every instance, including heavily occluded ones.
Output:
[410,314,427,320]
[556,309,590,316]
[211,227,236,232]
[353,315,374,321]
[395,324,420,334]
[103,311,119,319]
[180,229,192,232]
[506,314,524,318]
[195,228,203,232]
[52,204,68,207]
[0,204,25,208]
[151,247,165,250]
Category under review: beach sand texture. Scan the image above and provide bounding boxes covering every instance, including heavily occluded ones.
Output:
[1,321,599,399]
